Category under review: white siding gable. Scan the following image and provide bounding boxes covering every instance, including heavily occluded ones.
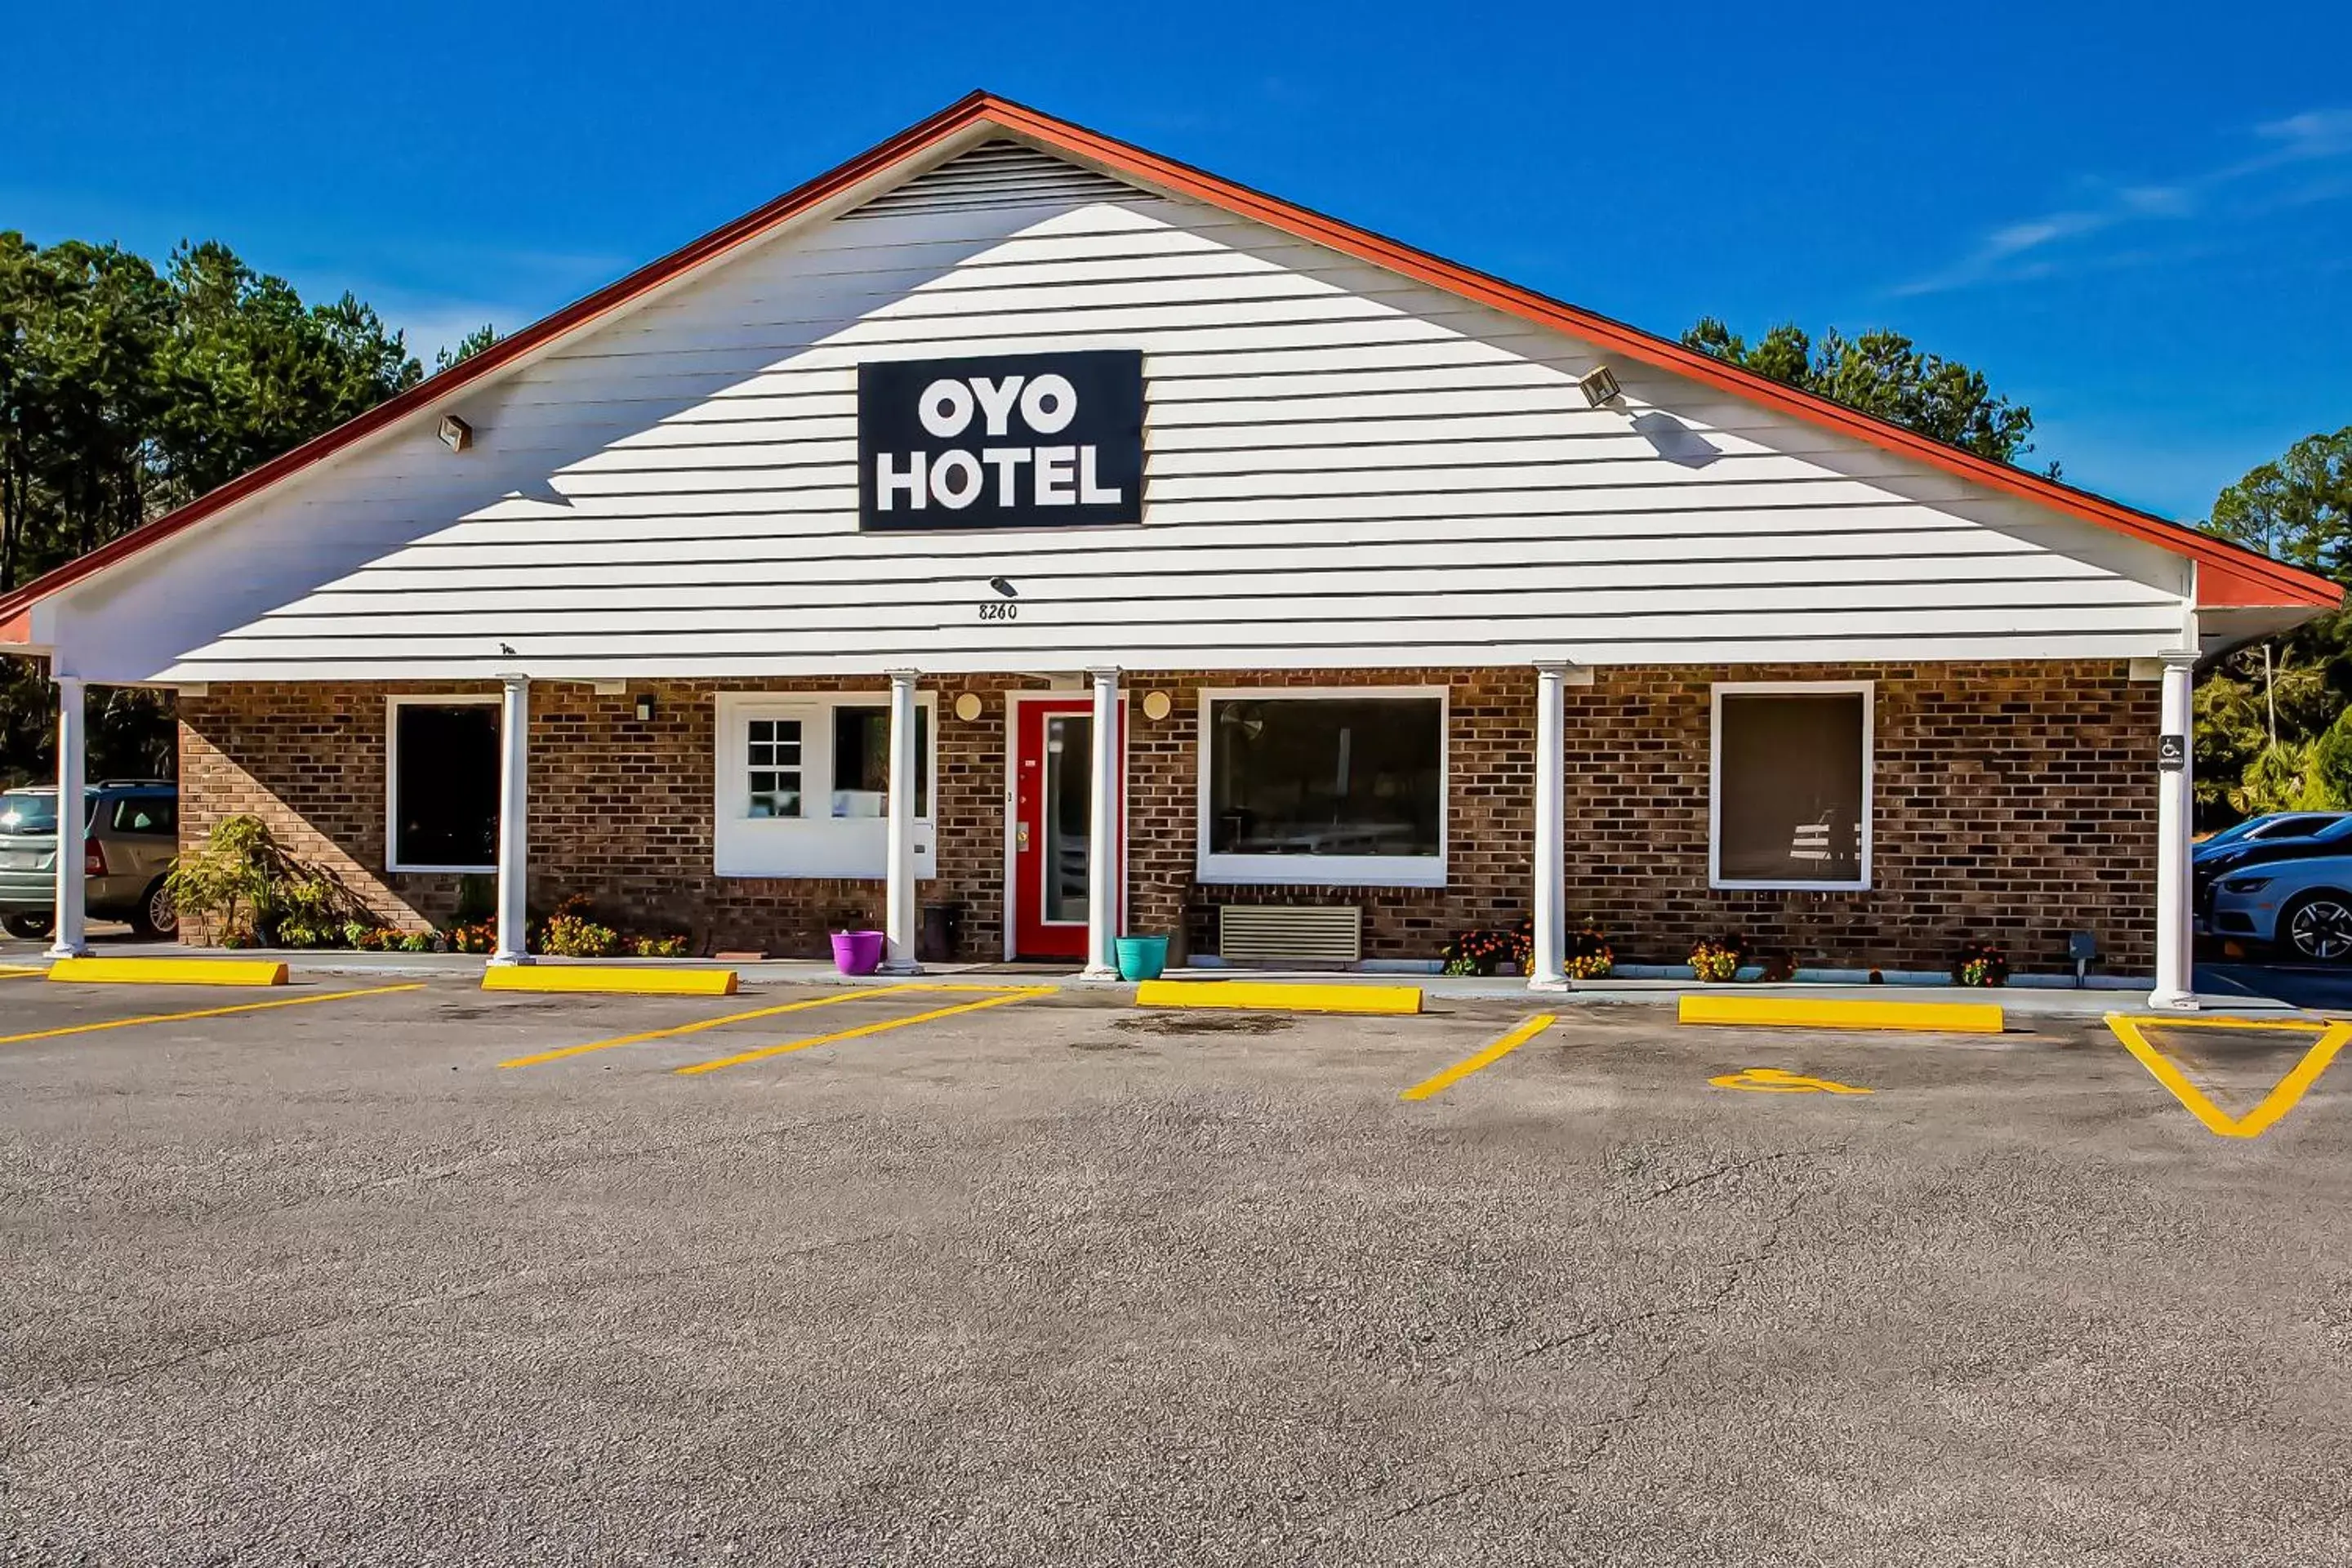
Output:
[52,139,2194,684]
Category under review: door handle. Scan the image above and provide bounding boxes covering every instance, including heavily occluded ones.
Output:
[1016,822,1031,851]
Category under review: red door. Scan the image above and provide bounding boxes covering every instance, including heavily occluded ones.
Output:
[1013,697,1122,960]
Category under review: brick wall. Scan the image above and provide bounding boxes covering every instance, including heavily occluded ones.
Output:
[178,676,1034,956]
[1552,663,2157,975]
[177,660,2158,974]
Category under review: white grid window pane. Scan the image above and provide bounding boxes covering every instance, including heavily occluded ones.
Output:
[746,718,804,819]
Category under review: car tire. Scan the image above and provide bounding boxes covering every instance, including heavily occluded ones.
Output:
[130,878,179,941]
[2278,890,2352,963]
[3,911,55,941]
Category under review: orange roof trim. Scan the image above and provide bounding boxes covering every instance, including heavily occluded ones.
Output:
[0,90,2334,633]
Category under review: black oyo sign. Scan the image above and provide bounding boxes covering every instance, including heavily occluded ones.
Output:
[858,350,1143,532]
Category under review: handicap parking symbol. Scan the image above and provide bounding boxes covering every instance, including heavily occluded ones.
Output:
[1709,1067,1873,1095]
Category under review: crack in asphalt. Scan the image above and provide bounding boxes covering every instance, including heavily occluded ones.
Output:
[29,1227,899,1405]
[179,1112,869,1224]
[1346,1173,1833,1534]
[1627,1143,1848,1205]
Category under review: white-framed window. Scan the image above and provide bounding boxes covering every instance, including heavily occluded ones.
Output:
[715,693,936,879]
[385,694,501,874]
[1196,686,1448,888]
[1709,681,1873,891]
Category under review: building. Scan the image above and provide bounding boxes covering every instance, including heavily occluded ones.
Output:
[1,93,2336,1004]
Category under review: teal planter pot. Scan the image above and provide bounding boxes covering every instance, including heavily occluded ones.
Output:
[1115,935,1169,982]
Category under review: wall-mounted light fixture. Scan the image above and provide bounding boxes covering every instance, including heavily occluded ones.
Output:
[438,414,474,452]
[987,577,1019,599]
[1575,364,1624,408]
[1141,690,1173,721]
[953,692,984,722]
[635,693,656,723]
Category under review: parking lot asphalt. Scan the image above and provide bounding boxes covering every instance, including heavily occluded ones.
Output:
[3,974,2350,1566]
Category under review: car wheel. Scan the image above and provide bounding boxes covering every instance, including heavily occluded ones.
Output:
[2,911,54,941]
[2279,892,2352,962]
[130,878,178,941]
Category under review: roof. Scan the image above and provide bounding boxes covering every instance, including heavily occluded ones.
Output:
[2,90,2336,644]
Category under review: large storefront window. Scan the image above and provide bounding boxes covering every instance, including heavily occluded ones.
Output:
[1711,683,1873,889]
[831,704,932,820]
[1199,690,1446,887]
[387,697,501,872]
[715,694,935,878]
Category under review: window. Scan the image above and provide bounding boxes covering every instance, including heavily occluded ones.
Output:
[0,791,86,835]
[746,717,804,818]
[715,694,936,878]
[388,698,501,873]
[1711,683,1872,890]
[109,796,176,835]
[1197,688,1447,887]
[831,704,932,820]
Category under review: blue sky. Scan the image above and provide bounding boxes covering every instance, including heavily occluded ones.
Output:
[7,2,2349,521]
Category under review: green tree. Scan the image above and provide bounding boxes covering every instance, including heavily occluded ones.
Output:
[2205,426,2352,578]
[434,323,500,373]
[2194,426,2352,822]
[1682,318,2044,469]
[0,234,422,786]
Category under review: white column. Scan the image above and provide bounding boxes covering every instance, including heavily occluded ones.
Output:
[881,670,920,974]
[1529,662,1568,991]
[2149,655,2198,1010]
[47,675,90,959]
[1081,666,1121,979]
[490,674,531,966]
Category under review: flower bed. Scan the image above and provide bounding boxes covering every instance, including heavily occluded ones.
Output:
[1441,919,1615,979]
[1689,938,1743,983]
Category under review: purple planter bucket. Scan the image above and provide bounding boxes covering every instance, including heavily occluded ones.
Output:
[830,929,886,976]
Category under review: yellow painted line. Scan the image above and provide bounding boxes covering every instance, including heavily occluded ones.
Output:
[675,989,1047,1076]
[1709,1067,1873,1094]
[2105,1014,2352,1139]
[0,983,424,1046]
[0,965,47,979]
[2107,1013,2340,1031]
[499,988,902,1068]
[1401,1013,1555,1101]
[1677,994,2003,1034]
[482,964,738,996]
[1135,979,1422,1016]
[47,956,289,987]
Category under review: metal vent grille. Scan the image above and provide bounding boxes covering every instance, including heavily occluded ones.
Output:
[1218,905,1364,965]
[844,140,1148,220]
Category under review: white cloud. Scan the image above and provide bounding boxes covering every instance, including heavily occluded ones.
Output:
[1891,109,2352,296]
[2256,109,2352,151]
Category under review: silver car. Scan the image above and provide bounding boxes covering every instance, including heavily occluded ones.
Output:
[0,782,180,941]
[2206,852,2352,962]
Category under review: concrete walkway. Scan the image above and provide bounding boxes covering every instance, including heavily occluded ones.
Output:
[3,939,2308,1017]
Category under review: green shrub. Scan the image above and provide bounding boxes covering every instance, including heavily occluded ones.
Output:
[163,815,277,944]
[443,921,497,955]
[453,874,497,924]
[540,895,621,958]
[1689,938,1742,982]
